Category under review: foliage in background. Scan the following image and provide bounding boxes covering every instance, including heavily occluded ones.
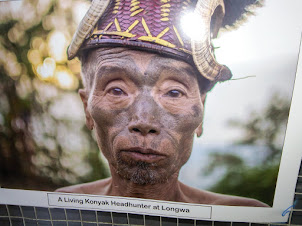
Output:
[204,94,291,206]
[0,0,109,191]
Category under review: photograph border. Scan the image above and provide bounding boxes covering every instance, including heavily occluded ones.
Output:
[1,0,302,222]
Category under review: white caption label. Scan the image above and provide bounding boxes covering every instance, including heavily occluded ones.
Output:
[48,193,212,219]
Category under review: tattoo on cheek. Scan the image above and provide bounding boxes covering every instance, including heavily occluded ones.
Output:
[192,105,201,117]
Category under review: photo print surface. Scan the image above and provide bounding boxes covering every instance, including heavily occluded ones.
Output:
[1,0,302,223]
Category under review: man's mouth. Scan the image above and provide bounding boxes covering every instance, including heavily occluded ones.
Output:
[120,147,166,163]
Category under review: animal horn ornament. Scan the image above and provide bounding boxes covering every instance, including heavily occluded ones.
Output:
[67,0,110,59]
[68,0,232,84]
[192,0,232,82]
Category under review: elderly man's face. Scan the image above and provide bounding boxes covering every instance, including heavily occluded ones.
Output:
[80,48,205,185]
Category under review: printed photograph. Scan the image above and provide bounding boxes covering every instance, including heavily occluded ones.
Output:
[0,0,301,208]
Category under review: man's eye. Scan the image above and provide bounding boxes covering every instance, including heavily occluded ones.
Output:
[165,90,184,98]
[108,88,126,96]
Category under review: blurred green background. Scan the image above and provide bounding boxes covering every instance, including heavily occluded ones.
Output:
[0,0,110,191]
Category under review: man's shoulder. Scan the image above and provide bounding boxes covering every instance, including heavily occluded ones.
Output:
[179,182,269,207]
[55,178,111,195]
[208,192,269,207]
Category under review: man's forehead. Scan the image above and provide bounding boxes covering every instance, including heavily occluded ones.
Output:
[83,47,198,78]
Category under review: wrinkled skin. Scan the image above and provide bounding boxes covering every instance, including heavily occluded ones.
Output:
[82,48,204,185]
[57,48,268,207]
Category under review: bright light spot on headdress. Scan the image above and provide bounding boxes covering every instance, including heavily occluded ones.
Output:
[181,12,206,41]
[48,31,67,62]
[37,57,56,80]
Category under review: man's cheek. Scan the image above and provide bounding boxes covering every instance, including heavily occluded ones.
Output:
[93,113,128,143]
[191,104,203,118]
[156,98,203,128]
[91,108,129,156]
[162,106,203,134]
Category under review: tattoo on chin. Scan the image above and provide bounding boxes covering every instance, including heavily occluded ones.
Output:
[116,157,168,185]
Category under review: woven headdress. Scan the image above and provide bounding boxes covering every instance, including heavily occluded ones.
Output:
[68,0,260,83]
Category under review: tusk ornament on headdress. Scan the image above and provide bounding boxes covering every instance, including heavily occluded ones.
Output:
[68,0,110,59]
[192,0,232,82]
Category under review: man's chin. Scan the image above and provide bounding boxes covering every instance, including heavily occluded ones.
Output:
[116,161,168,185]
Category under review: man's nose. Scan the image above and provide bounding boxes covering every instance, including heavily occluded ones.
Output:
[128,94,161,136]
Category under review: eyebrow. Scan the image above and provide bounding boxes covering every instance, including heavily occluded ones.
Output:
[157,60,196,77]
[147,62,197,89]
[94,63,141,87]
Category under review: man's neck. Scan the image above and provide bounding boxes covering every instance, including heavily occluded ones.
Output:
[106,170,183,202]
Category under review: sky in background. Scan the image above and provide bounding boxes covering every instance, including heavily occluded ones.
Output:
[198,0,302,145]
[180,0,302,188]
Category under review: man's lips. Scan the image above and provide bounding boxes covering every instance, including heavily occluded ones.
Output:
[120,147,166,162]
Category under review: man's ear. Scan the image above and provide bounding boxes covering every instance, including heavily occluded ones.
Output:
[196,124,203,137]
[196,93,207,137]
[79,89,94,130]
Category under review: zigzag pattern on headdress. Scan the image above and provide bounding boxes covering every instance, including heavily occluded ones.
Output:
[86,0,193,55]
